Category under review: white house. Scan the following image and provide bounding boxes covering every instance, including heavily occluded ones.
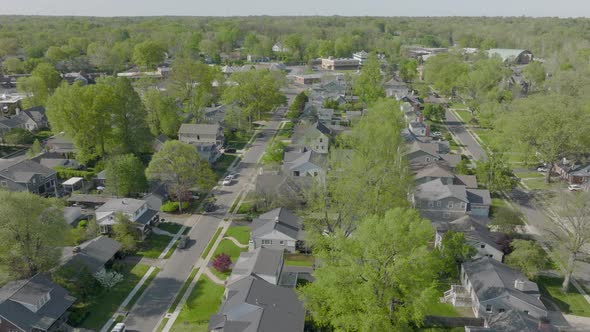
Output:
[95,198,159,238]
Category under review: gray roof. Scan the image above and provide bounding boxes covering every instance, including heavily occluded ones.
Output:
[414,163,455,179]
[484,309,557,332]
[61,236,122,274]
[0,116,22,129]
[463,257,546,311]
[96,198,146,215]
[0,159,55,184]
[209,275,305,332]
[437,216,501,251]
[16,106,47,126]
[228,248,283,285]
[455,175,478,189]
[252,208,301,241]
[136,208,158,226]
[0,274,75,332]
[179,123,220,136]
[63,206,82,225]
[467,189,492,206]
[283,149,326,173]
[39,158,78,169]
[487,49,531,62]
[415,178,468,202]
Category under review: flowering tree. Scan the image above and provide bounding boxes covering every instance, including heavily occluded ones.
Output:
[212,253,232,272]
[94,268,124,289]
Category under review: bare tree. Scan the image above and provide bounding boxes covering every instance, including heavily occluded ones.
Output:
[545,191,590,291]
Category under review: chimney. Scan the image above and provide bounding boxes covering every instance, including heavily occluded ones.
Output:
[425,123,430,137]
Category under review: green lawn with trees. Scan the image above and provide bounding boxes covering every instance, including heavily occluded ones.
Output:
[171,275,225,332]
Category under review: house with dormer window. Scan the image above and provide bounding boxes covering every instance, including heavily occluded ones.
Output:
[95,198,159,238]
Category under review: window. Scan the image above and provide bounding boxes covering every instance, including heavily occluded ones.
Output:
[428,201,434,208]
[443,212,450,219]
[436,201,442,207]
[480,244,486,249]
[262,240,272,245]
[197,135,200,140]
[486,305,492,313]
[280,240,285,246]
[524,310,529,315]
[293,171,300,176]
[498,308,505,313]
[0,180,6,187]
[425,157,431,162]
[447,202,454,209]
[319,138,323,143]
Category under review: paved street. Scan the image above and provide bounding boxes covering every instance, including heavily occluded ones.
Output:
[445,108,487,162]
[124,108,285,332]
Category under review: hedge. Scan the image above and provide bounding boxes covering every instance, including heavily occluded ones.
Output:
[53,166,95,180]
[160,201,190,213]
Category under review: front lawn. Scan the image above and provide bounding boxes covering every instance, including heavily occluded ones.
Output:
[521,178,563,191]
[537,276,590,317]
[73,263,150,330]
[213,154,238,179]
[211,239,248,280]
[158,222,183,234]
[136,234,174,259]
[285,253,315,267]
[225,226,250,245]
[171,275,225,332]
[514,171,545,179]
[473,128,494,148]
[236,200,256,214]
[453,109,473,123]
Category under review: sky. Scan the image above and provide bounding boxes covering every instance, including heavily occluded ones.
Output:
[1,0,589,17]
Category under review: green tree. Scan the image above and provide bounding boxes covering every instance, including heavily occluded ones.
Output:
[2,57,24,74]
[422,104,445,122]
[490,206,524,236]
[27,139,43,158]
[146,140,216,212]
[0,191,68,278]
[105,154,148,197]
[522,61,546,92]
[222,69,286,129]
[288,92,309,119]
[496,94,588,183]
[142,89,182,137]
[424,53,468,96]
[505,239,548,279]
[112,212,139,253]
[132,41,166,70]
[2,128,34,145]
[17,63,61,108]
[261,140,286,165]
[398,58,418,82]
[168,57,215,121]
[354,54,385,105]
[475,151,517,194]
[31,62,62,91]
[299,207,438,331]
[436,231,476,279]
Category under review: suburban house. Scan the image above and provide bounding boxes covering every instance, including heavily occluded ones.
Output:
[45,135,76,155]
[272,42,289,53]
[227,247,284,286]
[409,120,429,137]
[60,236,122,274]
[13,106,48,132]
[282,148,325,178]
[95,198,160,238]
[294,121,331,154]
[414,179,491,220]
[0,158,57,195]
[250,207,303,253]
[487,49,533,65]
[294,74,322,85]
[406,140,461,169]
[0,273,76,332]
[321,57,360,71]
[435,215,503,261]
[178,123,224,163]
[255,174,309,209]
[317,108,334,123]
[465,309,557,332]
[352,50,369,66]
[208,275,305,332]
[0,116,22,136]
[553,159,590,185]
[443,257,548,321]
[414,162,478,188]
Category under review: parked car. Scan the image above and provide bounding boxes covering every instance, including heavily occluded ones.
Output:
[222,175,233,185]
[178,235,189,249]
[568,184,583,191]
[432,131,442,138]
[111,323,126,332]
[204,201,216,212]
[537,166,548,173]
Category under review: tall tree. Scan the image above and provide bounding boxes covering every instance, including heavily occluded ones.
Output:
[142,89,182,137]
[168,57,215,121]
[222,69,286,129]
[475,151,518,194]
[17,63,61,107]
[436,231,476,279]
[354,54,385,105]
[546,192,590,291]
[398,58,418,82]
[505,239,548,280]
[112,212,139,253]
[132,41,166,70]
[496,94,589,183]
[424,53,468,96]
[146,140,216,212]
[299,207,439,331]
[105,154,148,197]
[0,191,68,278]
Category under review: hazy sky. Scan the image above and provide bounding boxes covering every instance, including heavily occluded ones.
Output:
[1,0,589,17]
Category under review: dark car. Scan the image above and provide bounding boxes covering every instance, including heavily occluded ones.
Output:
[178,235,189,249]
[204,202,216,212]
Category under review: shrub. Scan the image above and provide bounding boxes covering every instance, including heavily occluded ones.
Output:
[53,166,95,180]
[212,253,232,272]
[160,200,190,213]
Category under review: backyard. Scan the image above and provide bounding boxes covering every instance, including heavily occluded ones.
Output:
[537,276,590,317]
[171,275,225,332]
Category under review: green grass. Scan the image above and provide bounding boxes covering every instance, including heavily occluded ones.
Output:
[158,222,183,234]
[168,268,199,313]
[212,239,247,262]
[424,301,461,317]
[236,200,256,214]
[124,267,160,310]
[107,315,124,332]
[33,130,54,141]
[213,154,238,179]
[229,192,243,214]
[171,275,225,332]
[155,317,169,332]
[521,178,562,191]
[285,253,315,267]
[74,263,150,330]
[136,234,174,259]
[453,109,473,124]
[165,240,179,259]
[449,102,468,110]
[537,276,590,317]
[514,171,545,179]
[201,227,223,259]
[0,264,12,287]
[473,128,494,147]
[225,226,250,245]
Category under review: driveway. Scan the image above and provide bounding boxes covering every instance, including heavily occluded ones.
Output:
[123,109,285,332]
[445,108,487,162]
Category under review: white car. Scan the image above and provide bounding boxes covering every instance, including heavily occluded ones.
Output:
[111,323,126,332]
[568,184,583,191]
[222,175,233,185]
[432,131,442,137]
[537,167,548,173]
